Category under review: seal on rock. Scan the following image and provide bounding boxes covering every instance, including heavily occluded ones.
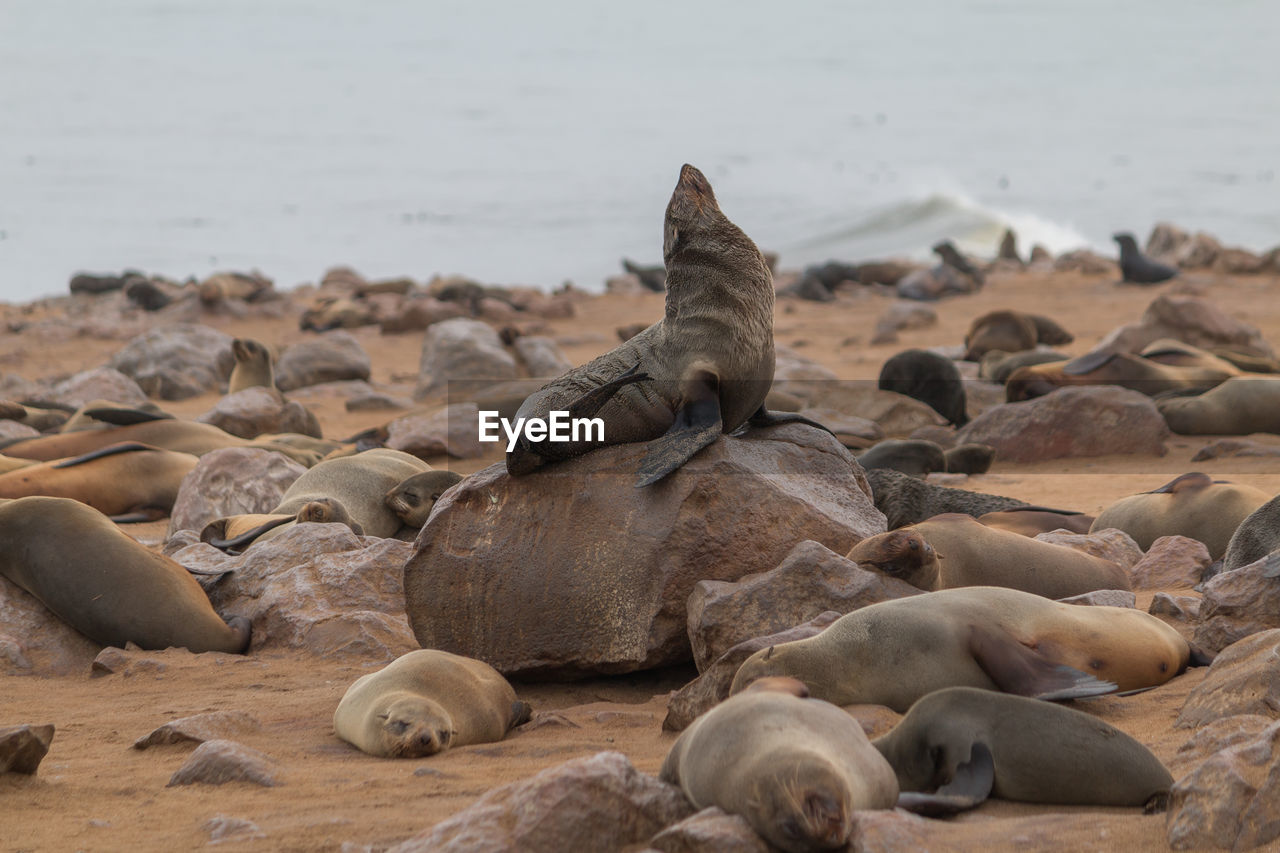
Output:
[730,586,1190,712]
[877,349,968,427]
[332,649,530,758]
[660,678,898,852]
[227,338,275,393]
[0,442,198,521]
[1091,472,1271,558]
[847,513,1130,598]
[1114,232,1179,284]
[0,496,250,653]
[872,687,1173,813]
[506,165,827,487]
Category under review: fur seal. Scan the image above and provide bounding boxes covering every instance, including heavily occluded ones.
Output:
[1114,232,1178,284]
[978,508,1095,537]
[1005,345,1239,401]
[333,649,530,758]
[1091,472,1271,559]
[944,443,995,474]
[383,469,464,529]
[963,310,1073,361]
[857,439,947,477]
[877,349,968,427]
[848,513,1130,598]
[730,586,1190,711]
[978,349,1070,383]
[865,468,1029,529]
[660,680,898,852]
[872,687,1173,813]
[1223,494,1280,572]
[0,442,198,521]
[1156,376,1280,435]
[506,165,827,487]
[895,242,983,301]
[0,497,250,652]
[202,449,431,550]
[228,338,275,392]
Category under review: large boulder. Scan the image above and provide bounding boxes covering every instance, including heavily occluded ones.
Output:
[385,403,484,459]
[1166,719,1280,850]
[388,751,693,853]
[415,318,518,399]
[1034,528,1144,570]
[1177,631,1280,729]
[955,386,1169,463]
[1097,294,1275,359]
[1128,536,1212,590]
[108,324,235,400]
[1194,554,1280,654]
[404,424,885,678]
[686,540,917,671]
[166,448,307,537]
[195,387,320,439]
[275,332,372,392]
[513,336,572,378]
[45,367,149,408]
[645,807,770,853]
[173,524,417,661]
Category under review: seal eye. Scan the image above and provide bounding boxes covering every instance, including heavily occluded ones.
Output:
[387,720,410,736]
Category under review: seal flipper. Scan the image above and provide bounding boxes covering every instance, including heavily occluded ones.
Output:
[968,624,1117,700]
[81,407,173,426]
[562,362,651,422]
[896,742,995,816]
[635,378,721,487]
[509,700,533,731]
[1144,472,1213,494]
[743,405,837,438]
[1061,349,1117,376]
[109,508,167,524]
[202,514,295,554]
[51,441,156,468]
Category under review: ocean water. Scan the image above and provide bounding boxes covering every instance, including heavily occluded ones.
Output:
[1,0,1277,301]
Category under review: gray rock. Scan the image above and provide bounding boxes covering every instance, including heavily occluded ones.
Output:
[513,335,572,378]
[134,711,261,750]
[646,807,769,853]
[1035,527,1145,570]
[385,403,484,459]
[1177,630,1280,729]
[956,386,1170,462]
[663,612,841,732]
[1150,593,1201,622]
[166,739,280,787]
[108,324,235,400]
[1057,589,1136,608]
[0,724,55,775]
[803,385,947,437]
[405,424,883,678]
[178,524,417,661]
[1194,554,1280,654]
[204,815,266,844]
[687,540,917,672]
[388,751,693,853]
[275,332,372,392]
[46,367,149,408]
[196,387,321,440]
[166,448,307,537]
[1129,536,1211,590]
[415,318,518,399]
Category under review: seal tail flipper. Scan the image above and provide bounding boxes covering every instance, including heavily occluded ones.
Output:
[968,624,1118,700]
[895,791,984,817]
[51,441,156,468]
[743,405,836,438]
[202,514,295,553]
[896,741,996,817]
[81,407,173,426]
[635,378,721,487]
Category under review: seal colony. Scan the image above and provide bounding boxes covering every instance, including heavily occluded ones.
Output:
[2,168,1279,851]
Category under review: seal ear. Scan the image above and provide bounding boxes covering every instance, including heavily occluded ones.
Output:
[1145,472,1213,495]
[763,645,775,661]
[509,701,533,730]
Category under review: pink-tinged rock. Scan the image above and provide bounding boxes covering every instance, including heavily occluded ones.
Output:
[166,447,307,537]
[1149,593,1201,623]
[646,807,770,853]
[404,425,883,678]
[1129,536,1211,590]
[275,332,372,392]
[196,387,321,440]
[385,403,484,460]
[166,739,280,787]
[46,367,149,408]
[1057,590,1136,608]
[1097,294,1274,359]
[1194,555,1280,654]
[0,575,100,675]
[1177,630,1280,729]
[1035,527,1144,569]
[1166,720,1280,850]
[415,318,518,399]
[956,386,1169,463]
[133,711,261,750]
[687,540,917,672]
[108,323,235,400]
[663,612,842,732]
[387,752,693,853]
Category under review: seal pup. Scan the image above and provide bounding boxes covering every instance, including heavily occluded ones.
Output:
[660,678,898,852]
[227,338,275,392]
[856,439,947,477]
[0,442,198,521]
[848,514,1130,598]
[962,310,1073,361]
[1091,472,1271,558]
[877,349,968,427]
[506,165,827,486]
[0,497,250,653]
[1223,494,1280,572]
[333,649,530,758]
[1156,376,1280,435]
[1114,232,1178,284]
[383,469,464,529]
[730,586,1190,711]
[873,687,1173,813]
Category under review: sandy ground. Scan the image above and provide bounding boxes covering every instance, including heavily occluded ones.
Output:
[2,266,1279,851]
